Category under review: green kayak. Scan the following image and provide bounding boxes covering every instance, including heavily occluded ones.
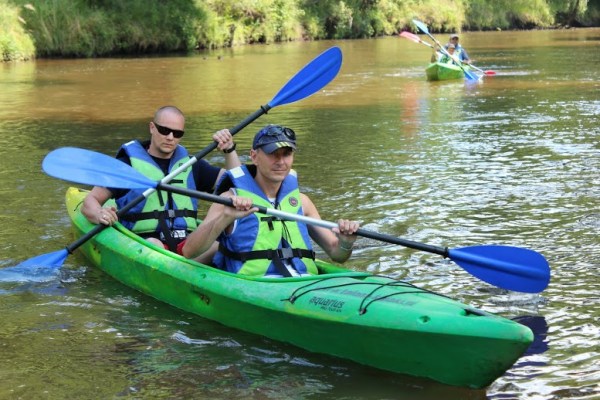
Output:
[66,187,533,389]
[426,62,468,81]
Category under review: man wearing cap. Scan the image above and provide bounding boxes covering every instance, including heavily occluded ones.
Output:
[181,124,360,277]
[445,34,471,63]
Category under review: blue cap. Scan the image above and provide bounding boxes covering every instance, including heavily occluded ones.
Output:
[252,125,297,154]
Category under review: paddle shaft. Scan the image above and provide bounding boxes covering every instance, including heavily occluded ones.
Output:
[157,184,550,292]
[468,64,484,73]
[418,40,435,49]
[64,106,271,254]
[157,183,450,257]
[467,63,495,75]
[401,32,435,49]
[401,32,458,63]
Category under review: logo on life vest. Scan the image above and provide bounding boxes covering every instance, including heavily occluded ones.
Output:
[289,197,298,207]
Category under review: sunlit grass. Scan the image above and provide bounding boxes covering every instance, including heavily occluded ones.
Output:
[0,1,35,61]
[1,0,597,61]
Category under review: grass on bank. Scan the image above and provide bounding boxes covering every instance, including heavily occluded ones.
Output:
[1,1,34,61]
[2,0,599,61]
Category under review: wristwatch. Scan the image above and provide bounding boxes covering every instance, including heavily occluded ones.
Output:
[223,142,237,153]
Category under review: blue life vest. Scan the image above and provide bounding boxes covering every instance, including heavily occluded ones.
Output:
[455,44,468,61]
[115,140,198,248]
[213,165,318,276]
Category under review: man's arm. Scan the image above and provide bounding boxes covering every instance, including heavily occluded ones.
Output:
[182,193,255,259]
[81,186,116,225]
[461,48,471,63]
[212,128,241,185]
[301,193,359,263]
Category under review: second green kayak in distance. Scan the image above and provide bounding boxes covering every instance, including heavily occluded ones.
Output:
[426,62,468,81]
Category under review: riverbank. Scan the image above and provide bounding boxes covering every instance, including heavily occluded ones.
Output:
[2,0,599,62]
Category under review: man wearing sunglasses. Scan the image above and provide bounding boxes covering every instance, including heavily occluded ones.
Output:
[82,105,240,255]
[181,124,360,277]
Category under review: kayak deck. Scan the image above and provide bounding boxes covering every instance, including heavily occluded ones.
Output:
[65,187,532,389]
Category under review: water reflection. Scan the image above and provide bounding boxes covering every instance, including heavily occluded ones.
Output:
[90,302,489,400]
[515,315,550,359]
[0,264,60,283]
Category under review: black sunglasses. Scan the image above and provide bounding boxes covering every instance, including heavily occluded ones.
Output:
[255,125,296,147]
[153,122,184,139]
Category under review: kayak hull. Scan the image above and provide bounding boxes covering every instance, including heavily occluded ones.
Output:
[426,62,467,81]
[66,187,532,389]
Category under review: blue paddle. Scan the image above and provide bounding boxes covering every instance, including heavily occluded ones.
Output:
[412,20,479,81]
[14,47,343,271]
[41,148,550,293]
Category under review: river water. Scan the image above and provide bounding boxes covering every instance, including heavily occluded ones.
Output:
[0,29,598,399]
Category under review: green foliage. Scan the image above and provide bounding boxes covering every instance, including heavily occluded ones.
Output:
[466,0,554,30]
[410,0,466,33]
[549,0,594,26]
[582,0,600,26]
[368,0,415,35]
[298,0,467,40]
[300,0,375,39]
[195,0,304,48]
[1,0,599,61]
[95,0,202,54]
[328,1,355,39]
[193,1,230,48]
[24,0,109,57]
[0,1,35,60]
[5,0,202,57]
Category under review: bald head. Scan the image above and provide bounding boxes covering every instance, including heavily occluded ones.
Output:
[154,106,185,124]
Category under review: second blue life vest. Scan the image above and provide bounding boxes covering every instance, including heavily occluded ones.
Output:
[213,165,318,276]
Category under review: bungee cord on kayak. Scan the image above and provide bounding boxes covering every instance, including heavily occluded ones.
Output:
[284,274,449,315]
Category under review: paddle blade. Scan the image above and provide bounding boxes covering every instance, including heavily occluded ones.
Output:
[16,249,68,269]
[268,46,342,108]
[448,245,550,293]
[400,31,420,43]
[464,70,480,81]
[484,71,497,76]
[412,19,430,35]
[43,147,156,189]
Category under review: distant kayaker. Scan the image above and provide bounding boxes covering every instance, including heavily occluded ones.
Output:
[438,43,460,65]
[81,105,240,258]
[445,34,471,64]
[181,124,360,277]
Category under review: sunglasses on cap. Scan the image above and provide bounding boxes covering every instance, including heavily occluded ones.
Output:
[254,125,296,147]
[153,122,184,139]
